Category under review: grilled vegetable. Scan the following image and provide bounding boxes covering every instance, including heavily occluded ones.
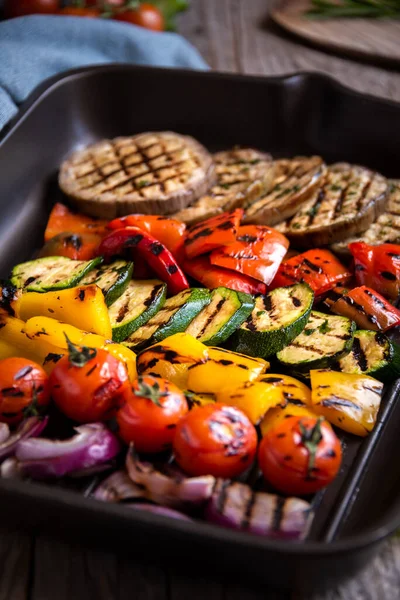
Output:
[123,289,211,349]
[244,155,326,225]
[98,227,188,295]
[185,287,254,346]
[260,403,318,436]
[272,249,351,296]
[210,225,289,285]
[321,283,350,312]
[349,242,400,301]
[337,330,400,383]
[136,333,209,389]
[44,202,107,242]
[187,347,268,394]
[183,255,267,295]
[38,231,103,261]
[184,209,243,259]
[59,132,216,219]
[277,163,389,246]
[310,369,384,436]
[14,285,112,339]
[174,148,275,225]
[331,286,400,332]
[109,280,167,343]
[277,311,355,371]
[80,260,133,306]
[215,379,286,424]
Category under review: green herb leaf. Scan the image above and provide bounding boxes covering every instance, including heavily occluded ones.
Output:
[64,334,97,368]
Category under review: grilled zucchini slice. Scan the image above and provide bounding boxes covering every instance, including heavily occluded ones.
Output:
[123,288,211,349]
[80,260,133,307]
[231,283,314,358]
[337,330,400,383]
[185,287,254,346]
[11,256,102,293]
[277,311,355,371]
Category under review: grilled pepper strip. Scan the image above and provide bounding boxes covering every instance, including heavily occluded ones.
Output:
[272,249,351,296]
[107,214,186,262]
[331,285,400,332]
[183,255,267,295]
[184,209,243,259]
[210,225,289,285]
[349,242,400,301]
[215,380,286,424]
[44,203,107,242]
[98,227,189,296]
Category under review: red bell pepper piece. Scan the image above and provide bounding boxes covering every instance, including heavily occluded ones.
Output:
[210,225,289,285]
[331,285,400,332]
[98,227,189,295]
[183,255,267,295]
[44,203,107,242]
[107,214,186,262]
[349,242,400,301]
[184,209,243,259]
[271,249,351,296]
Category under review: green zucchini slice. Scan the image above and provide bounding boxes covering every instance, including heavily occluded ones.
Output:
[11,256,102,293]
[80,260,133,307]
[231,283,314,358]
[338,330,400,383]
[123,288,211,349]
[185,287,254,346]
[109,279,167,343]
[277,310,355,371]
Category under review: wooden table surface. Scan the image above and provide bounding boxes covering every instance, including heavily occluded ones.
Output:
[3,2,400,599]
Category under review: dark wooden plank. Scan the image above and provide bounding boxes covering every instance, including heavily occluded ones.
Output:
[0,528,32,600]
[117,557,167,600]
[168,572,223,600]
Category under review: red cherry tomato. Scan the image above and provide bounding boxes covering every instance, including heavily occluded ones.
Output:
[38,231,103,261]
[4,0,59,18]
[173,403,258,478]
[113,4,165,31]
[0,358,50,426]
[116,375,188,453]
[58,6,101,17]
[49,340,130,423]
[258,416,342,495]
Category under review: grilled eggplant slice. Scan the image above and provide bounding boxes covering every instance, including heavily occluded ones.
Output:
[59,132,216,219]
[109,280,167,343]
[11,256,102,293]
[123,288,211,349]
[277,163,389,247]
[231,283,314,358]
[337,330,400,383]
[185,287,254,346]
[173,148,275,224]
[80,259,133,307]
[277,311,355,371]
[243,156,326,226]
[331,180,400,255]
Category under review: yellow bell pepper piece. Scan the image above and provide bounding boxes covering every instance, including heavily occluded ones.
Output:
[136,333,209,389]
[187,392,216,407]
[260,404,318,436]
[104,343,136,382]
[310,369,384,436]
[187,347,269,394]
[14,285,112,339]
[216,380,285,424]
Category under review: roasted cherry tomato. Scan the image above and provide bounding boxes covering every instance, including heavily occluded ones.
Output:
[3,0,59,17]
[0,358,50,426]
[49,338,130,423]
[116,375,188,453]
[58,6,101,16]
[113,3,165,31]
[38,231,103,261]
[173,403,257,478]
[258,416,342,495]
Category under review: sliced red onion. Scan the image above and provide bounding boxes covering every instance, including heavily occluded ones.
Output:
[0,416,48,462]
[15,423,121,479]
[93,469,146,502]
[125,503,192,521]
[0,423,10,445]
[126,445,215,508]
[206,480,312,540]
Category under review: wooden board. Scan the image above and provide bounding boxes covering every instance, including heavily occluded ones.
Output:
[271,0,400,67]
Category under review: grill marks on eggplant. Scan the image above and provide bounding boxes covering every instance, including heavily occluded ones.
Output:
[277,163,389,247]
[243,156,326,226]
[173,148,275,224]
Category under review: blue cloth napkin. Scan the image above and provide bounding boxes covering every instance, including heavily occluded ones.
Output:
[0,14,208,131]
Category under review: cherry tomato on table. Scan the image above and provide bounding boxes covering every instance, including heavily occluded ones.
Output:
[113,3,165,31]
[116,375,188,453]
[49,338,130,423]
[0,358,50,426]
[58,6,101,17]
[3,0,59,18]
[173,403,258,478]
[258,416,342,495]
[38,231,103,261]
